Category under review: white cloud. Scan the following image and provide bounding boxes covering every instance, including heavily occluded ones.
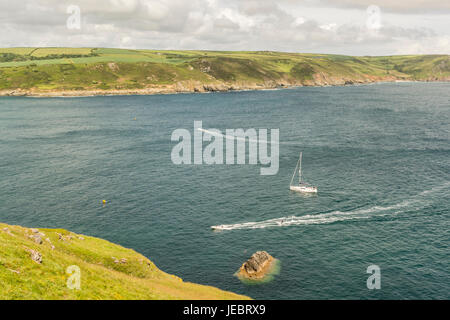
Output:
[292,17,306,27]
[301,0,450,14]
[395,36,450,54]
[320,23,337,31]
[0,0,448,55]
[94,24,115,32]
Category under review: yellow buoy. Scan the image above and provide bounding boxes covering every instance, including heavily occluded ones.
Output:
[102,200,107,205]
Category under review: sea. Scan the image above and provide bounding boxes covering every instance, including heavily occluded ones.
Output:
[1,82,449,299]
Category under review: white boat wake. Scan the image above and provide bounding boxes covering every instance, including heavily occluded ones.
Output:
[211,182,449,231]
[198,128,300,145]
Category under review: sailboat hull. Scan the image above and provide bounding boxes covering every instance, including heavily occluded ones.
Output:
[290,185,318,193]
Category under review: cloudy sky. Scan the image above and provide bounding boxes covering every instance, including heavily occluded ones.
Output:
[1,0,449,55]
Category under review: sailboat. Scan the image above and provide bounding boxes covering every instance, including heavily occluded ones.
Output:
[289,152,318,193]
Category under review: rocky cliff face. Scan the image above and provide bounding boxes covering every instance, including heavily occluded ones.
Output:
[237,251,275,280]
[1,72,448,97]
[1,74,448,97]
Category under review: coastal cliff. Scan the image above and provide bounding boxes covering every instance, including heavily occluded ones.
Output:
[0,48,449,97]
[0,222,250,300]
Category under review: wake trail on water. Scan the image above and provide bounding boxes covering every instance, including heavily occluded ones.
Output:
[198,128,300,145]
[212,182,450,231]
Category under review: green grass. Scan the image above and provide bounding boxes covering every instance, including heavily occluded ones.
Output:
[0,222,250,300]
[0,48,37,55]
[0,48,448,93]
[30,48,94,57]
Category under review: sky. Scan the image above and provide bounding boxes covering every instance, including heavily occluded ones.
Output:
[1,0,449,55]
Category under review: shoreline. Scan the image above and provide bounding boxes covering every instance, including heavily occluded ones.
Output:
[1,79,448,98]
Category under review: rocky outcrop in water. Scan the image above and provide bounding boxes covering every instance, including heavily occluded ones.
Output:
[237,251,275,280]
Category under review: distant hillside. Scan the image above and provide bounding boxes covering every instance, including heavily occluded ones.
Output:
[0,222,249,300]
[0,48,449,96]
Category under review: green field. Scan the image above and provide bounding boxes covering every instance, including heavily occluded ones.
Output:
[0,47,448,94]
[0,222,250,300]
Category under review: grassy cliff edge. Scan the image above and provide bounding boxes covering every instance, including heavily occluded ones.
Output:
[0,48,449,96]
[0,222,250,300]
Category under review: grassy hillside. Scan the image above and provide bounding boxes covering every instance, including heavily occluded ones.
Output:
[0,47,449,95]
[0,222,250,300]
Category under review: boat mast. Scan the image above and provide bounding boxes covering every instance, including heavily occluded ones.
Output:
[299,152,302,184]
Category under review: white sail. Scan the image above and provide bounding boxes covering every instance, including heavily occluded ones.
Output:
[290,152,317,193]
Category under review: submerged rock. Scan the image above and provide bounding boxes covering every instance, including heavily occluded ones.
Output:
[237,251,275,280]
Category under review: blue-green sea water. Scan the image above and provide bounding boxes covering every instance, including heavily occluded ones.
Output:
[0,83,449,299]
